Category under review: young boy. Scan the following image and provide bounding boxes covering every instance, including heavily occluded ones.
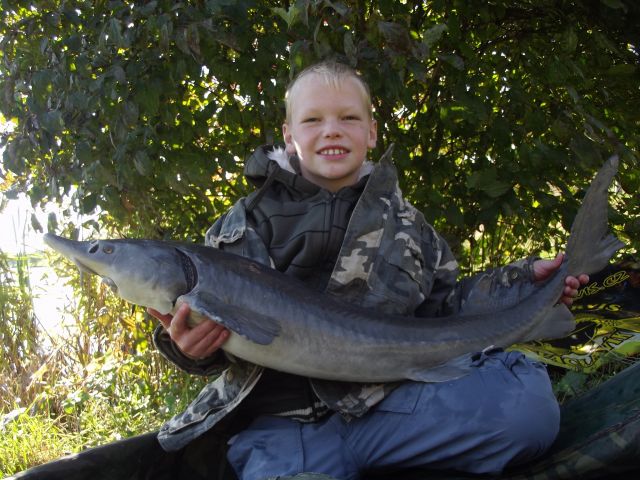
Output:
[149,61,588,480]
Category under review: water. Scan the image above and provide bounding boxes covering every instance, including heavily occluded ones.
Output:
[0,194,75,336]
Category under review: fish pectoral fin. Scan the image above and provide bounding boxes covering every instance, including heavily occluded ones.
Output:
[180,293,280,345]
[406,353,475,383]
[521,304,575,343]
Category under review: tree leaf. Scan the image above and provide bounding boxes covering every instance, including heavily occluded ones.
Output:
[0,0,636,259]
[466,169,512,198]
[422,24,447,48]
[606,64,637,76]
[600,0,627,11]
[439,53,464,70]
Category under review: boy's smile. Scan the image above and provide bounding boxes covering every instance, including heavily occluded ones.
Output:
[283,74,377,192]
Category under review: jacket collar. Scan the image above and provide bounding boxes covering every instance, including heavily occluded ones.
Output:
[244,144,377,191]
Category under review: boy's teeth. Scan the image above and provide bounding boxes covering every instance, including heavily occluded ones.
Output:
[321,148,346,155]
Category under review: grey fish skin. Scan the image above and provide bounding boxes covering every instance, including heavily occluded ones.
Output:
[43,156,624,383]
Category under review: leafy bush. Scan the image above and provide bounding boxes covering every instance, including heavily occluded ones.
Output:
[1,0,638,267]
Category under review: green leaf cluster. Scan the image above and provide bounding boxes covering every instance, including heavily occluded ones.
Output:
[1,0,638,269]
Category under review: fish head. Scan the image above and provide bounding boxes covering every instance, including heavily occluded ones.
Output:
[43,233,192,314]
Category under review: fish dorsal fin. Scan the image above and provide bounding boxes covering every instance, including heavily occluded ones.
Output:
[176,292,280,345]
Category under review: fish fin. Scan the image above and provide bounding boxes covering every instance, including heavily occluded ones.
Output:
[406,353,475,383]
[177,293,280,345]
[521,304,575,343]
[566,155,624,276]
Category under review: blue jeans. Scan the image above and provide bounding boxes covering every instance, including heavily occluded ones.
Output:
[227,350,560,480]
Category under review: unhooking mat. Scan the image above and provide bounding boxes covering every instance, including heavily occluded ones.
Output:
[518,256,640,372]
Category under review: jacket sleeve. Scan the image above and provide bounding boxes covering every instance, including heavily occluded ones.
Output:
[414,228,539,318]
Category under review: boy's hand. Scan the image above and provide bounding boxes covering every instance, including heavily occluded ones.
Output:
[533,253,589,306]
[148,303,230,360]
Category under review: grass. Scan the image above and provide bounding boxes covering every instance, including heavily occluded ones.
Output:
[0,410,78,477]
[0,350,208,477]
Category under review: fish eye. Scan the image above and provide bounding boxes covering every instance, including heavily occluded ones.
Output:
[103,245,114,254]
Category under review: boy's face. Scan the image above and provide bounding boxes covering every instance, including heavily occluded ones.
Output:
[282,74,377,192]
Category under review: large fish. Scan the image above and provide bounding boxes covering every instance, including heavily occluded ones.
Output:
[43,156,623,383]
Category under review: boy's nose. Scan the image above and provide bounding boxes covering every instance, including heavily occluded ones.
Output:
[322,118,342,137]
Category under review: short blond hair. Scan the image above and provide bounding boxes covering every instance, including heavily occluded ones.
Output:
[285,60,373,122]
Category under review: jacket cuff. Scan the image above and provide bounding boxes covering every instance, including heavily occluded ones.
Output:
[152,325,228,376]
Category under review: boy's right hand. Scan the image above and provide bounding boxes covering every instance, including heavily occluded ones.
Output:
[148,303,230,360]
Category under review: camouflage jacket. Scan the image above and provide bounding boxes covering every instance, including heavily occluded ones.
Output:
[154,145,538,452]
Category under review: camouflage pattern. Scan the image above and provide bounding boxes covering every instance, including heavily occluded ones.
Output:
[154,145,542,451]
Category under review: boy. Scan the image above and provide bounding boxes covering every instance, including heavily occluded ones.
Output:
[150,61,587,480]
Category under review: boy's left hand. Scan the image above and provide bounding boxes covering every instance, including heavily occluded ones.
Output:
[533,253,589,306]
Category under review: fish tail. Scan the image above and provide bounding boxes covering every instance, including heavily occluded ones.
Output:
[565,155,624,276]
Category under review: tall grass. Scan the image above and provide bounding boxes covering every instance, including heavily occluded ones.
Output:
[0,246,208,477]
[0,249,41,412]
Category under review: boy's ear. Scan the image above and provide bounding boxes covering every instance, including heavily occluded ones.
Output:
[282,123,297,154]
[368,119,378,149]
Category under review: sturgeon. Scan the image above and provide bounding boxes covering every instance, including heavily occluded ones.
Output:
[43,156,623,383]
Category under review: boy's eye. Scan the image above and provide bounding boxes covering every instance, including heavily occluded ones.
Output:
[343,115,360,121]
[302,117,319,123]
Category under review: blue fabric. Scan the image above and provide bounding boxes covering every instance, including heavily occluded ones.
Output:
[226,350,560,480]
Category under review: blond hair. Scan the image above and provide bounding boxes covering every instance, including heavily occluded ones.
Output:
[284,60,373,122]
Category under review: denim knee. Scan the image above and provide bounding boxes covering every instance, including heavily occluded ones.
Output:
[497,361,561,466]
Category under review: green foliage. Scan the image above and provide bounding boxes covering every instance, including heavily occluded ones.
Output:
[0,248,41,413]
[0,245,208,475]
[1,346,207,476]
[1,0,638,269]
[0,410,76,477]
[55,349,207,447]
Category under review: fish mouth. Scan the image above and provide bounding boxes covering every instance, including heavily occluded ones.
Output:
[70,257,118,293]
[70,257,99,276]
[44,234,101,276]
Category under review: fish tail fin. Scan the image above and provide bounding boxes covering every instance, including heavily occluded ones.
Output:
[565,155,625,276]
